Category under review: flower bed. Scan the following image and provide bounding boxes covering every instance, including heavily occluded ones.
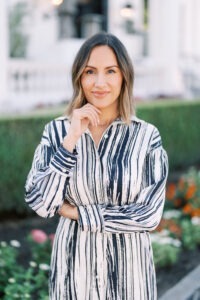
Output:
[0,231,52,299]
[151,167,200,269]
[0,168,200,299]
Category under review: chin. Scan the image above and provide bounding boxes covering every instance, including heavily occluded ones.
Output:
[94,104,109,109]
[88,101,105,109]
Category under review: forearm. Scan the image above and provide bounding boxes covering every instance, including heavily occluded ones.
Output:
[62,132,79,153]
[25,143,78,218]
[58,201,79,220]
[78,192,165,234]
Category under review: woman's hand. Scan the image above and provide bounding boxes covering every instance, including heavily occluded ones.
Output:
[69,103,101,137]
[63,103,101,152]
[58,201,79,220]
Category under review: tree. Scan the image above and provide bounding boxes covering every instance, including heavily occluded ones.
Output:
[9,2,29,58]
[144,0,148,28]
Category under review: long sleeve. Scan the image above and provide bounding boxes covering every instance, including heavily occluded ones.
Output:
[25,123,77,218]
[78,128,168,233]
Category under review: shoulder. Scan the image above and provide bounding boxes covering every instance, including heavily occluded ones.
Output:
[48,115,69,125]
[130,115,158,133]
[44,115,70,131]
[130,115,162,150]
[41,115,70,145]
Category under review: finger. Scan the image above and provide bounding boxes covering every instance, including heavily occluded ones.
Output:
[83,110,97,126]
[83,105,101,121]
[73,109,96,127]
[84,103,102,115]
[82,108,100,126]
[73,106,100,126]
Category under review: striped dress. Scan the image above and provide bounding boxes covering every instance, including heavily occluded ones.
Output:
[25,115,168,300]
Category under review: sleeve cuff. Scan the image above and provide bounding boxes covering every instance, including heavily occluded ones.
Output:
[78,204,104,233]
[49,145,77,175]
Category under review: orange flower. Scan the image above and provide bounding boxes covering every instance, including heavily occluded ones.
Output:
[168,223,182,237]
[155,219,164,232]
[166,183,176,200]
[183,203,193,214]
[155,219,182,237]
[185,183,196,200]
[191,208,200,217]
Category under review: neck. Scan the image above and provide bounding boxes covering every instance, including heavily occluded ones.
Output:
[97,106,119,126]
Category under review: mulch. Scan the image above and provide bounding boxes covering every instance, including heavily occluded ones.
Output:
[0,215,200,298]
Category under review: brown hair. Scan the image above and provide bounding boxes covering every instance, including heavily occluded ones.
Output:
[67,32,134,123]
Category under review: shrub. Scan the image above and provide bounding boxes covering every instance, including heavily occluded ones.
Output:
[0,232,52,299]
[137,100,200,171]
[162,167,200,250]
[0,115,54,216]
[166,167,200,217]
[180,219,200,250]
[152,242,181,268]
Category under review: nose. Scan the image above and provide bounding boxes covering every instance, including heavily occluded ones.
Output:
[94,73,107,87]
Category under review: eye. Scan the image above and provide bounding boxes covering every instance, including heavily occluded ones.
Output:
[107,69,116,74]
[85,69,94,74]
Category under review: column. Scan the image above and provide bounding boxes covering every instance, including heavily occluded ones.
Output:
[148,0,180,62]
[191,0,200,57]
[148,0,184,96]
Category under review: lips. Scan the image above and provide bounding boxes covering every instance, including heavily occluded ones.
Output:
[92,91,110,97]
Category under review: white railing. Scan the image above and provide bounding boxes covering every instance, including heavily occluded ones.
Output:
[7,59,73,111]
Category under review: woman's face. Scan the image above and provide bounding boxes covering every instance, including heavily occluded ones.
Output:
[81,45,123,111]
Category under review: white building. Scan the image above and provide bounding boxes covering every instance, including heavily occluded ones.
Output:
[0,0,200,113]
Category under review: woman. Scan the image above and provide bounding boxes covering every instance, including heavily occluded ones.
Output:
[25,32,168,300]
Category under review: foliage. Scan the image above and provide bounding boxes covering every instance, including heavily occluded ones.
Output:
[1,171,200,298]
[151,167,200,267]
[0,241,22,295]
[9,2,29,57]
[3,266,49,300]
[166,167,200,217]
[152,242,180,268]
[27,229,53,264]
[180,219,200,250]
[137,100,200,171]
[144,0,149,29]
[0,232,52,299]
[151,221,182,268]
[0,116,53,216]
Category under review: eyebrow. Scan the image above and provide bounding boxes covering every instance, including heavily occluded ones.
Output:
[85,65,119,69]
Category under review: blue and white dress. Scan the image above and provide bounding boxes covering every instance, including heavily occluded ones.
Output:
[25,115,168,300]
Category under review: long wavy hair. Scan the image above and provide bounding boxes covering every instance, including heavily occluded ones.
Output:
[67,32,135,123]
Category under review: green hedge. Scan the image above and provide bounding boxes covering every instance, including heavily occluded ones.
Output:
[137,100,200,171]
[0,100,199,215]
[0,116,54,216]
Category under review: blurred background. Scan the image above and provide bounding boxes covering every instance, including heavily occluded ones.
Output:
[0,1,200,299]
[0,0,200,113]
